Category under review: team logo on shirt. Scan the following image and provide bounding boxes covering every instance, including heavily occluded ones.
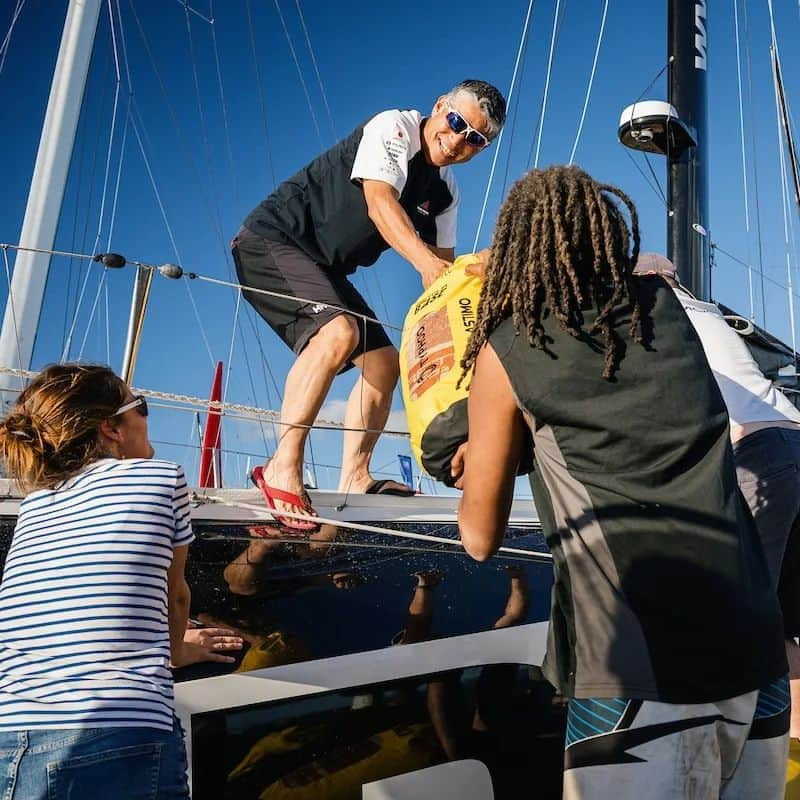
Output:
[417,200,431,217]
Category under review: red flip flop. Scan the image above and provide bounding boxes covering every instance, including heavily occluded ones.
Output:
[249,466,319,531]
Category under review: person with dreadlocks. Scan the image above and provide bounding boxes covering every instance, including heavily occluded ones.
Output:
[453,165,788,799]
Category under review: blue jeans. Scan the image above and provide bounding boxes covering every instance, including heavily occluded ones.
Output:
[0,717,189,800]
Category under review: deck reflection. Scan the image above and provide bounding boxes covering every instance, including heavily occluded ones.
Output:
[179,521,552,680]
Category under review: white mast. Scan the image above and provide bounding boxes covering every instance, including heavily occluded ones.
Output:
[0,0,102,399]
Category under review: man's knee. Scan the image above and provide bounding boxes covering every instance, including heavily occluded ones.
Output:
[356,345,400,386]
[310,315,360,363]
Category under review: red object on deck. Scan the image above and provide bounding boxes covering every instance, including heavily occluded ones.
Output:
[198,361,223,488]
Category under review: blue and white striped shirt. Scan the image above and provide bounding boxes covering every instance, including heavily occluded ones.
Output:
[0,458,194,731]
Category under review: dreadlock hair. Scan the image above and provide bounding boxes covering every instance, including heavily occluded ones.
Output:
[460,165,642,382]
[0,363,127,493]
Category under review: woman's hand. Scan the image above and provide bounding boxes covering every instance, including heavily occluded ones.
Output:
[171,626,244,668]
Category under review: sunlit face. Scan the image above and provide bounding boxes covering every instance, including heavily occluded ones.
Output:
[422,93,493,167]
[114,392,154,459]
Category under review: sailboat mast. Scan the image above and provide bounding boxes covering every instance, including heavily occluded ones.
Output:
[667,0,710,300]
[0,0,102,397]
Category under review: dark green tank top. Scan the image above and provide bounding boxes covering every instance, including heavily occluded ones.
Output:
[489,277,786,701]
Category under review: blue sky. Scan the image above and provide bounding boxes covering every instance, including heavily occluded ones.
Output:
[1,0,800,491]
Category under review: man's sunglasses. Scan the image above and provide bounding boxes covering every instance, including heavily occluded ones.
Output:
[115,394,148,418]
[445,105,490,149]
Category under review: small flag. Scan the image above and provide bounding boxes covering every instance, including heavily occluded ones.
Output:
[398,454,413,488]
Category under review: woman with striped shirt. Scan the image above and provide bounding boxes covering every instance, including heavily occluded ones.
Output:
[0,363,193,799]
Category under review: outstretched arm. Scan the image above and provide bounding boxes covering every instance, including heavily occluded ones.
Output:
[362,179,451,288]
[458,343,524,561]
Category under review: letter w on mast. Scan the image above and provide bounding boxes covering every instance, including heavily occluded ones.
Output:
[695,0,707,70]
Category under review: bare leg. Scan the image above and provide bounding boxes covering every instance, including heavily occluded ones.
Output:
[263,315,359,518]
[338,345,404,493]
[493,565,530,630]
[399,571,443,645]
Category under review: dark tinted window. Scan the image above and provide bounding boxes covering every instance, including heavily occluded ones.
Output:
[191,664,565,800]
[179,522,551,680]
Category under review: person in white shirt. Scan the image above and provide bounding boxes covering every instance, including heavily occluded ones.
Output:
[232,80,506,526]
[634,252,800,738]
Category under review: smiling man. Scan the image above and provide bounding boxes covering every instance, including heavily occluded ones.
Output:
[232,80,505,525]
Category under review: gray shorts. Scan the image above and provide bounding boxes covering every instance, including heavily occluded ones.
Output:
[733,426,800,636]
[564,678,789,800]
[231,227,392,370]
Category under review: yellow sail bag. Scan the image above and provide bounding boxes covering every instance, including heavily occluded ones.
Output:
[400,254,482,485]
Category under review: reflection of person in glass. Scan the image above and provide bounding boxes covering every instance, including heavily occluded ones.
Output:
[391,571,443,646]
[207,523,369,674]
[426,566,529,762]
[223,522,346,596]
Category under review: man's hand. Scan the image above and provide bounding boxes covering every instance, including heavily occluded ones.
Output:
[450,441,468,489]
[421,255,453,289]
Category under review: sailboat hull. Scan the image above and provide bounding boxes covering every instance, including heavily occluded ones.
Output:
[0,482,562,798]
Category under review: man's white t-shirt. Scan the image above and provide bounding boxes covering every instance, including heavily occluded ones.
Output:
[674,286,800,428]
[351,109,459,250]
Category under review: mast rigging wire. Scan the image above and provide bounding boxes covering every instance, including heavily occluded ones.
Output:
[622,148,668,208]
[294,0,336,142]
[173,0,212,24]
[775,119,798,355]
[4,242,408,335]
[713,243,800,306]
[0,0,25,76]
[105,100,131,252]
[184,0,275,459]
[202,495,549,560]
[244,0,277,188]
[77,270,109,360]
[178,0,273,433]
[732,0,755,321]
[0,363,412,438]
[742,0,768,325]
[472,0,536,251]
[209,0,240,214]
[61,39,115,361]
[273,0,323,149]
[568,0,609,165]
[498,7,534,201]
[531,0,564,169]
[104,281,111,364]
[108,2,217,365]
[62,69,92,354]
[767,4,800,354]
[126,102,217,366]
[619,58,672,209]
[73,1,129,362]
[182,0,224,236]
[1,248,23,392]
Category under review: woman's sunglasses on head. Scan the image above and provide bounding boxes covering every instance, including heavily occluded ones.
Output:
[445,105,490,149]
[115,395,148,418]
